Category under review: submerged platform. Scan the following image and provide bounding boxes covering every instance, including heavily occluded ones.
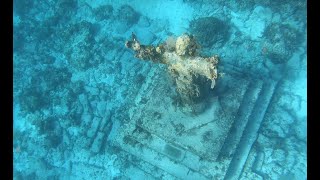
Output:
[109,61,281,179]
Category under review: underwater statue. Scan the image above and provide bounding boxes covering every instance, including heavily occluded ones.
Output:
[125,33,219,107]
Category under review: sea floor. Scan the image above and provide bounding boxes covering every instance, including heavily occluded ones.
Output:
[13,0,306,179]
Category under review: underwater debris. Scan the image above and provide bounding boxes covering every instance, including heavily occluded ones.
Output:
[125,33,219,105]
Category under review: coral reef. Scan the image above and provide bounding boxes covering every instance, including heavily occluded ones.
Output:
[125,33,219,105]
[60,21,99,70]
[18,66,73,114]
[117,5,140,27]
[189,17,230,48]
[94,4,113,21]
[262,23,303,64]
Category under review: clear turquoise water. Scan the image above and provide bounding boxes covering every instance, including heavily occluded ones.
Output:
[13,0,306,179]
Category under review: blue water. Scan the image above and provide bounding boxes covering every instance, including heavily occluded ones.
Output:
[13,0,306,179]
